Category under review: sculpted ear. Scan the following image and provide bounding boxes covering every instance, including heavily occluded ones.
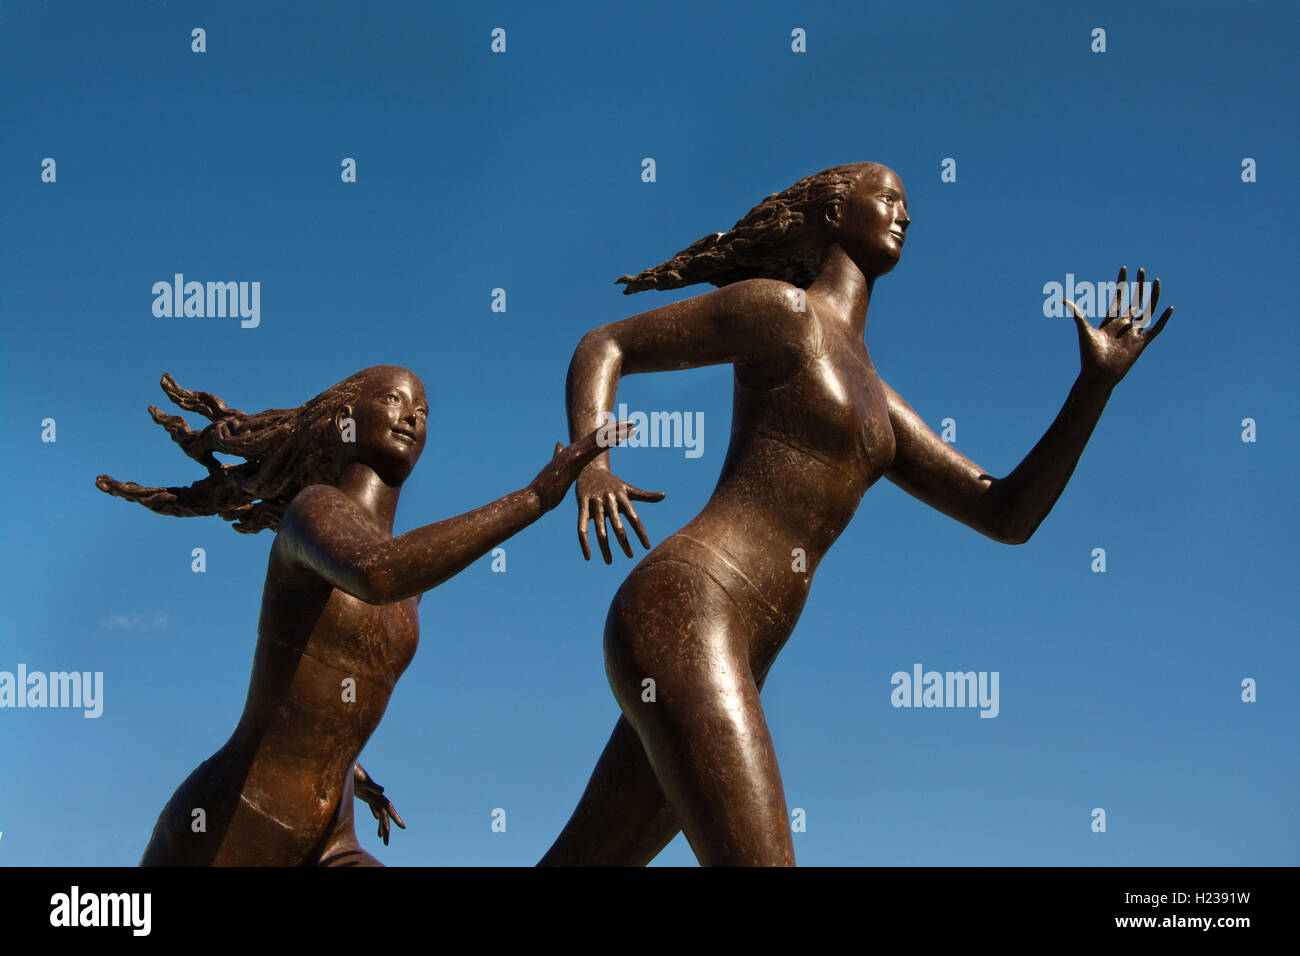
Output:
[823,200,843,227]
[334,404,353,435]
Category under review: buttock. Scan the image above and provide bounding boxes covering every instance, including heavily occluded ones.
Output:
[609,533,798,677]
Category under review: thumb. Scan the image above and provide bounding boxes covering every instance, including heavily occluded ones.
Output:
[1064,299,1091,334]
[1060,300,1092,330]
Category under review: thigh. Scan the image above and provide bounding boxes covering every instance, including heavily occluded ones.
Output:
[607,559,795,866]
[309,773,383,867]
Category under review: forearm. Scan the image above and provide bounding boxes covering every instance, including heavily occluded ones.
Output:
[363,487,543,602]
[565,331,623,472]
[984,373,1115,544]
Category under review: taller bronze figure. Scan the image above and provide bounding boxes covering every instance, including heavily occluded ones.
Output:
[541,162,1173,866]
[98,365,629,865]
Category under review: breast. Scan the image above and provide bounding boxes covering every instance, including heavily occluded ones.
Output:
[857,374,897,477]
[308,591,420,688]
[782,352,895,481]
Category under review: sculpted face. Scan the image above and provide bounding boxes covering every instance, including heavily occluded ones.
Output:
[337,368,428,483]
[829,166,910,277]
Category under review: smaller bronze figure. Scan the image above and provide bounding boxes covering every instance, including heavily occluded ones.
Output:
[97,365,629,865]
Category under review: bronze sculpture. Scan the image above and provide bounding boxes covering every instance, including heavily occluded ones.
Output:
[97,365,630,865]
[540,162,1173,866]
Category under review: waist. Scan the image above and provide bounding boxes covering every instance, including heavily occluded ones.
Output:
[712,434,869,549]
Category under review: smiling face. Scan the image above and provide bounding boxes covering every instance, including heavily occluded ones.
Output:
[336,367,429,484]
[827,165,910,277]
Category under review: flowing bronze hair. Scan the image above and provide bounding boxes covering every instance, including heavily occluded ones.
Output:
[95,365,410,534]
[616,162,885,294]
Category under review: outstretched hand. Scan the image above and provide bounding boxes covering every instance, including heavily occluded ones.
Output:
[354,768,405,845]
[530,421,637,514]
[1066,266,1173,387]
[576,462,666,564]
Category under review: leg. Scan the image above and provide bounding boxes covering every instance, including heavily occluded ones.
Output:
[606,559,795,866]
[311,770,383,867]
[539,714,681,866]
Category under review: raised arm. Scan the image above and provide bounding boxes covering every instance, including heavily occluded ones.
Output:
[884,266,1173,545]
[278,425,631,604]
[567,278,803,561]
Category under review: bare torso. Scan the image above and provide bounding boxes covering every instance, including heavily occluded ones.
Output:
[617,303,896,674]
[141,518,419,865]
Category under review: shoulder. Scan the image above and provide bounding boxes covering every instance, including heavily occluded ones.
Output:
[279,484,354,539]
[714,279,815,354]
[285,483,347,516]
[715,279,814,385]
[717,278,809,319]
[273,484,374,580]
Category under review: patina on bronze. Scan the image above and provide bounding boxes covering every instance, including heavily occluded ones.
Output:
[97,365,630,865]
[541,162,1173,866]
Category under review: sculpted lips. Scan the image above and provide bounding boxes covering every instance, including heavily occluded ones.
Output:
[391,427,417,444]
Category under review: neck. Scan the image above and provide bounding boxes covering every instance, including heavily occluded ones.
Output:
[807,244,874,338]
[336,461,401,537]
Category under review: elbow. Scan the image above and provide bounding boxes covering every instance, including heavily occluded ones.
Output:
[982,509,1033,546]
[980,484,1033,546]
[992,521,1034,546]
[567,330,624,397]
[575,327,615,357]
[574,328,623,370]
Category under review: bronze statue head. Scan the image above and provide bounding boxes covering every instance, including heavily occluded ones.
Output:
[95,364,427,533]
[616,161,907,293]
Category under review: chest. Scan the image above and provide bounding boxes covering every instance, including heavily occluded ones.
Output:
[314,591,421,683]
[780,343,896,475]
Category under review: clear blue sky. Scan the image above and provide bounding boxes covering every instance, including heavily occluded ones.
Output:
[1,0,1295,866]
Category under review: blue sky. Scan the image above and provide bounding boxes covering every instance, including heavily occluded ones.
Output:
[1,0,1296,866]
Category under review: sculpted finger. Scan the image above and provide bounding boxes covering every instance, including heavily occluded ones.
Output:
[1141,306,1173,343]
[587,420,635,453]
[1137,277,1160,330]
[624,481,667,503]
[577,496,592,561]
[390,805,406,829]
[606,492,633,558]
[591,497,613,564]
[620,493,651,549]
[1121,267,1148,326]
[1104,266,1127,324]
[1064,299,1092,334]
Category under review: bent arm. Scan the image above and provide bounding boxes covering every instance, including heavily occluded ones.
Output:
[883,374,1115,545]
[566,279,801,470]
[280,483,543,604]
